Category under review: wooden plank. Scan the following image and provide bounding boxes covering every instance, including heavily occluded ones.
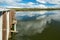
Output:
[9,10,15,28]
[6,12,10,40]
[9,10,15,39]
[2,11,7,40]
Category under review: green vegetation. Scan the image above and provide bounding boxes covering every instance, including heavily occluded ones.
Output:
[9,8,60,11]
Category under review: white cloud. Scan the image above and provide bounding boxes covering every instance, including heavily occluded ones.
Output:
[0,0,47,8]
[0,0,22,6]
[5,2,47,8]
[37,0,47,3]
[0,0,60,8]
[36,4,47,8]
[15,0,22,2]
[27,2,34,5]
[48,0,60,4]
[36,0,60,4]
[47,4,60,8]
[5,6,21,8]
[36,0,60,8]
[19,2,47,8]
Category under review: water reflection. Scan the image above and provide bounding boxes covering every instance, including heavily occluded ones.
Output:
[15,10,60,40]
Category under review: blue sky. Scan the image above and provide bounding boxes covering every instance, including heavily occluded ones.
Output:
[0,0,60,8]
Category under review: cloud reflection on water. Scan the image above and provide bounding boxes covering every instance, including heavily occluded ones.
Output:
[15,10,60,36]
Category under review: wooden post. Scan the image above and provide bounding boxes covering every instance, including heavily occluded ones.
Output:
[2,11,7,40]
[9,10,15,39]
[2,10,16,40]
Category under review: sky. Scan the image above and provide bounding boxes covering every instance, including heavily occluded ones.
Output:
[0,0,60,8]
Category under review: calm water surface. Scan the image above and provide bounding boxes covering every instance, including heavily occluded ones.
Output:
[12,10,60,40]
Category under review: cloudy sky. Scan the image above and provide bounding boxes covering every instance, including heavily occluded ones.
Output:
[0,0,60,8]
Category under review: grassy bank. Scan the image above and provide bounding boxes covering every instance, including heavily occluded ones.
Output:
[9,8,60,11]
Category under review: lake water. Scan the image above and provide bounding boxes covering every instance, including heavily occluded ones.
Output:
[12,10,60,40]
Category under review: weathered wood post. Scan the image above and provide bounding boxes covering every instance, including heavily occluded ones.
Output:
[2,11,7,40]
[0,8,16,40]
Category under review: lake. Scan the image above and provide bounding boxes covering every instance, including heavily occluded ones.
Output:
[12,10,60,40]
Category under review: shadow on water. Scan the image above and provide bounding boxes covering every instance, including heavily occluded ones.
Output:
[12,10,60,40]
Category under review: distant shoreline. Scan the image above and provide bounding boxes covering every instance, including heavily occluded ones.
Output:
[8,8,60,11]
